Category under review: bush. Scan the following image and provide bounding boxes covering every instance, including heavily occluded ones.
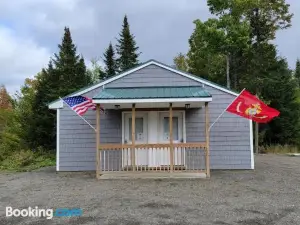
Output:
[0,148,55,172]
[260,145,299,154]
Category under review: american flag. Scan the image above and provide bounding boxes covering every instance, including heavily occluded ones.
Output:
[63,96,103,116]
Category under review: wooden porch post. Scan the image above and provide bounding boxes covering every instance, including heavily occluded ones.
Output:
[96,104,101,179]
[131,103,136,171]
[169,103,174,172]
[205,102,210,178]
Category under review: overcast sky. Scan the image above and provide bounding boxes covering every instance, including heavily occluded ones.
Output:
[0,0,299,93]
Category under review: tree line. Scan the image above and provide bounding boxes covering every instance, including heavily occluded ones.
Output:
[0,1,300,169]
[0,15,141,164]
[174,0,300,148]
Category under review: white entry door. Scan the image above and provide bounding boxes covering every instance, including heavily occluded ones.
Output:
[123,112,148,166]
[148,111,185,167]
[159,112,184,166]
[123,111,185,168]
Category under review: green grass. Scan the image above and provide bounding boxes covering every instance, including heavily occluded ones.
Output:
[260,145,299,154]
[0,149,55,172]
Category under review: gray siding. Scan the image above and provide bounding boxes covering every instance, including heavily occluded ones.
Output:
[106,64,200,88]
[59,86,122,171]
[186,86,251,169]
[58,64,251,171]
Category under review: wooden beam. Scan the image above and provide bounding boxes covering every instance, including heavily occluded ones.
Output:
[96,104,101,179]
[205,102,210,178]
[169,103,174,172]
[98,142,207,150]
[121,107,186,111]
[131,103,136,171]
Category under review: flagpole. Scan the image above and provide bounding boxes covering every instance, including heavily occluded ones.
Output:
[208,88,245,131]
[60,97,97,132]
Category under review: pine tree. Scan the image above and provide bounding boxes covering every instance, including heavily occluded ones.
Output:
[53,27,91,96]
[103,42,117,77]
[29,67,57,150]
[116,15,140,72]
[295,59,300,87]
[261,58,300,146]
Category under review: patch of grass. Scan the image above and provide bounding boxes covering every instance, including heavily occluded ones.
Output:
[260,145,299,154]
[0,149,55,172]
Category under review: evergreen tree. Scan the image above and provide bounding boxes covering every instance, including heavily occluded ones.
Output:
[103,42,117,77]
[295,59,300,87]
[53,27,91,96]
[29,67,57,150]
[116,15,140,72]
[28,27,91,150]
[261,58,300,146]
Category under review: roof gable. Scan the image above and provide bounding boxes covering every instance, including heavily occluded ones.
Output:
[49,59,238,109]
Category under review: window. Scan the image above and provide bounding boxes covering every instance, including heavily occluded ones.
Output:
[163,117,178,140]
[129,118,144,141]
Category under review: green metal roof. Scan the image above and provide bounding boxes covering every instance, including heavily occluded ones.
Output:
[93,86,211,99]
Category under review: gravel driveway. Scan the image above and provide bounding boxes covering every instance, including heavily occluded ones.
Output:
[1,154,300,225]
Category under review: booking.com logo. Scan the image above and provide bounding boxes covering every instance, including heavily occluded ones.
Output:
[6,206,83,219]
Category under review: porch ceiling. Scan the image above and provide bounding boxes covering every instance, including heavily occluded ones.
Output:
[92,86,212,108]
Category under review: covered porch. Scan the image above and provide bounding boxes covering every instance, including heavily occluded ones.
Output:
[93,86,212,179]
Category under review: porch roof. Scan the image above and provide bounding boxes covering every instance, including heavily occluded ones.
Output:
[93,86,211,100]
[92,86,212,108]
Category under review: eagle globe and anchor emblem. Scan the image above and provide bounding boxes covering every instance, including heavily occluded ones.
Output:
[236,102,268,119]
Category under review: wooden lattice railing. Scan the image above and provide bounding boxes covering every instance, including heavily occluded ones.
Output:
[97,143,207,174]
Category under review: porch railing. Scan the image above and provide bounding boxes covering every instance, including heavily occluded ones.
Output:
[97,143,207,175]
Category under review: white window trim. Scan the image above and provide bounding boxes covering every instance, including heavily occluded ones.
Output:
[56,109,60,171]
[93,97,212,104]
[123,112,148,144]
[158,111,184,143]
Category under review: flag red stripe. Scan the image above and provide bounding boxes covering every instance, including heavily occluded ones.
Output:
[73,102,95,112]
[72,99,91,110]
[78,108,88,116]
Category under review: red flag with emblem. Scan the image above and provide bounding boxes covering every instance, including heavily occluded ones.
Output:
[226,89,280,123]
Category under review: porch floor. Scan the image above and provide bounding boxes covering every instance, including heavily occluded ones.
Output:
[98,171,207,179]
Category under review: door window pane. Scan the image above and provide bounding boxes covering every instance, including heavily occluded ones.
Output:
[163,117,178,140]
[129,118,144,141]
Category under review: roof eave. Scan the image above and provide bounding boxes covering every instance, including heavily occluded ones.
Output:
[92,97,212,104]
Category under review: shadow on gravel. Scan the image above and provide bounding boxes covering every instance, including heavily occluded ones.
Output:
[236,207,295,225]
[140,202,178,209]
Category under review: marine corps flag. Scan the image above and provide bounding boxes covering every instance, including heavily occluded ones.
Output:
[226,89,280,123]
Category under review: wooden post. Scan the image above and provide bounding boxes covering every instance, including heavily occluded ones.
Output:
[131,104,136,171]
[205,102,210,178]
[96,104,101,179]
[169,103,174,172]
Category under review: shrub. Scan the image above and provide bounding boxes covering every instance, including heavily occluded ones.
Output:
[0,148,55,172]
[260,145,299,154]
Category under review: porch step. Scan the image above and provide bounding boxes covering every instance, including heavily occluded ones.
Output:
[98,171,207,179]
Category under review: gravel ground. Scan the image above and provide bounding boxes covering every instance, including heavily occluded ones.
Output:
[1,154,300,225]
